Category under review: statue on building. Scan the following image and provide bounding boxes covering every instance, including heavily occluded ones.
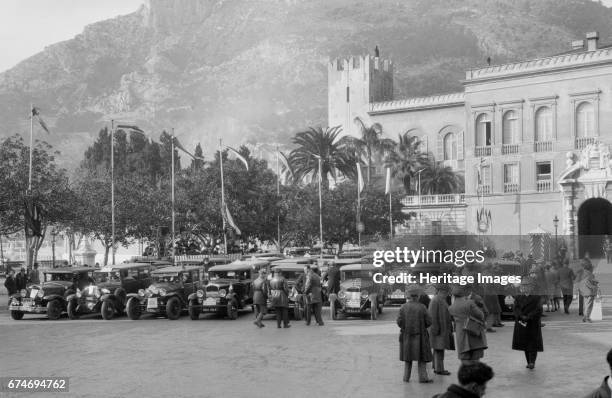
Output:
[598,142,610,170]
[566,151,576,168]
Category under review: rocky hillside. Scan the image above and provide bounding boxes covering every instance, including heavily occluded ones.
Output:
[1,0,612,167]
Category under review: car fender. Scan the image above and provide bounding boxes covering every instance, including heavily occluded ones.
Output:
[44,294,65,303]
[66,293,78,302]
[100,293,117,303]
[164,292,185,305]
[187,292,199,302]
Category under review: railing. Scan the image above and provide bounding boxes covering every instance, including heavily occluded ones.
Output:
[534,141,553,152]
[474,146,491,157]
[502,144,520,155]
[504,183,520,193]
[477,185,491,195]
[575,136,596,150]
[401,194,465,206]
[536,180,552,192]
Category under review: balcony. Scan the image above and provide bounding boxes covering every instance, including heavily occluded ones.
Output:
[536,180,552,192]
[477,185,491,195]
[534,141,553,152]
[401,194,465,207]
[502,144,520,155]
[474,146,491,157]
[504,183,520,193]
[575,136,596,150]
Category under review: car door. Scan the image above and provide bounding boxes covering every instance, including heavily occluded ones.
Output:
[121,268,140,293]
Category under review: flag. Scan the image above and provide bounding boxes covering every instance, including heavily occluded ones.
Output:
[223,203,241,235]
[356,163,364,192]
[31,107,50,134]
[225,146,249,170]
[385,167,391,195]
[278,151,294,179]
[24,199,43,237]
[116,124,144,135]
[173,137,204,160]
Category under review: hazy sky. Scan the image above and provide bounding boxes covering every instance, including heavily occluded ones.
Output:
[0,0,143,72]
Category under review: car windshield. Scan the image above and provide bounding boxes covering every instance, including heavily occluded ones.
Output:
[46,273,74,282]
[152,274,179,283]
[209,270,249,280]
[93,271,121,283]
[343,270,372,280]
[277,271,301,280]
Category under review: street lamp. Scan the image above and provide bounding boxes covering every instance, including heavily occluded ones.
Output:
[553,215,559,258]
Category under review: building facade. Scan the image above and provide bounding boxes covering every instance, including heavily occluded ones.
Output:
[329,33,612,259]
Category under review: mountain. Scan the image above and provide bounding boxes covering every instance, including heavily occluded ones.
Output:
[2,0,612,168]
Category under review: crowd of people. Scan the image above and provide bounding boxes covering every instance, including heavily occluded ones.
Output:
[3,262,43,295]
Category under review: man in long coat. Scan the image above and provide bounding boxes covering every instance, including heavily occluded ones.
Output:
[428,284,455,376]
[449,286,488,365]
[251,268,268,328]
[304,266,324,326]
[558,259,576,314]
[269,269,290,328]
[397,285,433,383]
[4,269,17,296]
[512,278,543,369]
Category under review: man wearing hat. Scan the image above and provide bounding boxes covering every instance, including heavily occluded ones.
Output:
[512,277,543,369]
[304,265,324,326]
[269,268,291,328]
[397,284,433,383]
[449,285,488,365]
[251,268,269,328]
[429,284,455,376]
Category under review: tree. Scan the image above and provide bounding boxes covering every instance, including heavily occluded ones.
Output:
[385,133,432,194]
[289,126,356,188]
[420,163,464,195]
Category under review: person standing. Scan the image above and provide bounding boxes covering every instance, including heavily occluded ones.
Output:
[325,262,340,295]
[4,269,17,296]
[269,268,290,328]
[28,262,41,285]
[428,284,455,376]
[579,262,600,323]
[512,278,543,369]
[449,286,488,365]
[583,348,612,398]
[397,285,433,383]
[558,259,576,314]
[251,268,268,328]
[482,265,502,328]
[15,268,27,291]
[305,265,324,326]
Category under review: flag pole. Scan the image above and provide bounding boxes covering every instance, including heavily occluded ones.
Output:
[389,190,393,238]
[111,120,116,265]
[28,104,34,193]
[171,128,176,265]
[357,173,361,248]
[276,145,281,252]
[318,156,323,259]
[219,139,227,255]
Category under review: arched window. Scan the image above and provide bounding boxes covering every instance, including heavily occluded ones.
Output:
[502,110,518,144]
[443,132,457,160]
[535,106,552,142]
[576,101,595,138]
[475,113,492,146]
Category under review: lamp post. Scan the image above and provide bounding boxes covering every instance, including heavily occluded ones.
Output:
[553,215,559,259]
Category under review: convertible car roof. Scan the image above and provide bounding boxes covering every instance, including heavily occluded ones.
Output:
[151,265,203,275]
[98,262,170,273]
[208,259,270,272]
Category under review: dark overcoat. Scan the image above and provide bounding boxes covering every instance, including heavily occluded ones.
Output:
[558,266,575,295]
[251,277,268,306]
[397,301,433,363]
[448,297,487,355]
[512,294,543,352]
[428,296,455,351]
[326,266,340,294]
[269,276,289,307]
[305,272,322,303]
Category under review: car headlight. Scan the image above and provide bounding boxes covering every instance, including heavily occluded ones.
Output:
[138,289,145,297]
[159,288,167,297]
[361,290,369,299]
[37,289,44,298]
[338,291,346,299]
[101,288,110,294]
[76,289,82,298]
[149,286,158,295]
[196,290,204,298]
[218,289,227,298]
[20,289,27,298]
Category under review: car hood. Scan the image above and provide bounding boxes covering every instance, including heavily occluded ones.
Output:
[96,281,120,291]
[340,278,374,291]
[148,282,181,292]
[206,279,240,289]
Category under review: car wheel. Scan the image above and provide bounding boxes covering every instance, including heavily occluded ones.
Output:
[329,294,338,320]
[166,297,181,320]
[188,299,199,320]
[126,297,141,320]
[370,295,378,320]
[10,310,24,320]
[67,300,80,320]
[227,299,238,320]
[47,300,62,320]
[101,300,115,320]
[114,288,127,310]
[293,304,302,321]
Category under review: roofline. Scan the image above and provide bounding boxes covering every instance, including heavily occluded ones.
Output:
[368,92,465,115]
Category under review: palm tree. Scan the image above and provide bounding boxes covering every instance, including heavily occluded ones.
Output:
[338,117,396,184]
[420,164,464,195]
[289,126,355,188]
[384,133,431,194]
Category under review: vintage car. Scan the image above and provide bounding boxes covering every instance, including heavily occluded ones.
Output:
[328,263,386,320]
[385,263,455,305]
[125,265,204,320]
[66,261,170,320]
[175,256,232,281]
[188,259,270,320]
[266,258,317,320]
[8,267,98,320]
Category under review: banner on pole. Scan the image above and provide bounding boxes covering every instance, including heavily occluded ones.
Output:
[356,163,364,192]
[385,167,391,195]
[225,146,249,170]
[32,107,50,134]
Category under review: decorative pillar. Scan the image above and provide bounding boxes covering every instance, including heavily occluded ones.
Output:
[561,183,576,260]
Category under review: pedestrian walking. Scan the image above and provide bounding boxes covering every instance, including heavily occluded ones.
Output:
[15,267,27,291]
[432,362,495,398]
[512,278,543,370]
[269,268,290,328]
[578,261,599,323]
[583,348,612,398]
[304,265,324,326]
[397,285,433,383]
[448,286,488,365]
[251,268,268,328]
[4,269,17,295]
[558,259,576,314]
[428,284,455,376]
[544,264,558,312]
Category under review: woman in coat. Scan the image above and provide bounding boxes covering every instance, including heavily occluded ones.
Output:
[251,268,269,328]
[397,285,433,383]
[512,277,543,369]
[269,268,290,328]
[448,286,488,365]
[428,284,455,375]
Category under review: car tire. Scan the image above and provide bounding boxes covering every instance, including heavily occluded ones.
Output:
[101,300,115,320]
[67,300,80,320]
[293,304,302,321]
[166,297,181,320]
[188,300,199,320]
[329,294,338,320]
[227,299,238,320]
[114,288,127,311]
[47,300,62,320]
[126,297,141,320]
[10,310,24,320]
[370,295,378,320]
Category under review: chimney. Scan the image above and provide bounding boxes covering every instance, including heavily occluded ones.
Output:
[571,40,584,50]
[586,31,599,51]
